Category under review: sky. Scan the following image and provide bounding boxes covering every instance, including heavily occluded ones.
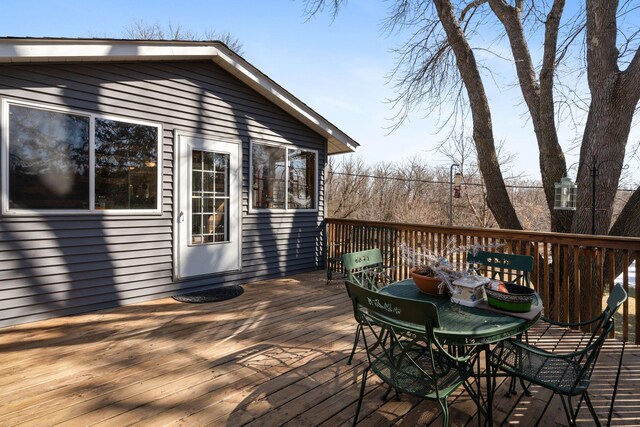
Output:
[1,0,638,184]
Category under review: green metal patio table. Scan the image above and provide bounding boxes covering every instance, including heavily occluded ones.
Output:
[379,279,543,424]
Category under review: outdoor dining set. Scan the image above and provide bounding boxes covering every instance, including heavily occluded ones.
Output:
[340,248,627,426]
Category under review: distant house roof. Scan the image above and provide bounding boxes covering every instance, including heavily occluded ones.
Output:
[0,37,358,155]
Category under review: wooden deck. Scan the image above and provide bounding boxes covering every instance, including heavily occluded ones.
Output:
[0,271,638,426]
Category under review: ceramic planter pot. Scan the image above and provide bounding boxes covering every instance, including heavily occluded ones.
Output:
[410,267,447,296]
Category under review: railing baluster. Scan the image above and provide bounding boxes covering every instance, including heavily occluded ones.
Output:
[585,250,593,326]
[543,243,550,315]
[562,245,569,323]
[634,252,639,345]
[623,250,629,342]
[572,245,581,324]
[551,243,561,321]
[607,249,616,338]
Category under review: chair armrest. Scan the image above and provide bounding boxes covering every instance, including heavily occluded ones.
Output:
[537,313,604,328]
[501,334,603,360]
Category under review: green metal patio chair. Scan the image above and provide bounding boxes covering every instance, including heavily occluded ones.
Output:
[467,251,534,287]
[344,280,475,426]
[343,248,393,290]
[342,249,394,365]
[490,283,627,426]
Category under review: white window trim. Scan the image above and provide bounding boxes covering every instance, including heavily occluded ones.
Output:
[249,139,319,213]
[1,98,163,215]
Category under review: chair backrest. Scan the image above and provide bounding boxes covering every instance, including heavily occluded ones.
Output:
[345,279,440,329]
[467,251,534,287]
[570,283,627,392]
[343,248,388,290]
[607,282,628,313]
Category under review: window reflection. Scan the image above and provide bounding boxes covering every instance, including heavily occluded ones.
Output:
[251,143,315,210]
[251,144,286,209]
[94,118,158,209]
[8,105,90,209]
[6,103,160,212]
[288,150,316,209]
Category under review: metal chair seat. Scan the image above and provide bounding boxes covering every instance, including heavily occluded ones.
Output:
[372,343,473,399]
[491,339,589,396]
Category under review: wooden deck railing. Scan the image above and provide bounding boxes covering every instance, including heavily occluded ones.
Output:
[326,218,640,344]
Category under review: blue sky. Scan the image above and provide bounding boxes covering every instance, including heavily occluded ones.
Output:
[1,0,638,184]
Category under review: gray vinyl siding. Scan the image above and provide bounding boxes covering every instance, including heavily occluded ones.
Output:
[0,60,327,327]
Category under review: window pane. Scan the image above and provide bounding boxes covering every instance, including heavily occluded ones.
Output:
[203,197,214,213]
[192,150,202,170]
[94,118,158,209]
[203,151,214,171]
[251,143,286,209]
[191,149,230,245]
[8,105,90,209]
[192,196,202,214]
[288,149,316,209]
[203,172,215,192]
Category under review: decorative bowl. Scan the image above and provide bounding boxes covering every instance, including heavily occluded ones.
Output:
[485,282,535,312]
[410,268,447,296]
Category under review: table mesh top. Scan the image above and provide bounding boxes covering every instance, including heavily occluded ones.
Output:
[379,280,542,345]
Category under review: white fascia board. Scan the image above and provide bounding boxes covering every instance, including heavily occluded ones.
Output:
[0,39,358,154]
[0,41,217,63]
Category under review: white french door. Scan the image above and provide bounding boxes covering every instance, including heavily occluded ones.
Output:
[175,133,241,278]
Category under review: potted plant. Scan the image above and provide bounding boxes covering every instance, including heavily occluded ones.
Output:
[400,244,463,295]
[399,240,506,296]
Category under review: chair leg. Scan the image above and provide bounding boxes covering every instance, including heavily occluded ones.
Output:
[559,395,577,427]
[582,391,602,427]
[382,384,393,401]
[438,398,449,426]
[347,325,361,365]
[381,385,400,401]
[353,367,370,427]
[518,377,532,396]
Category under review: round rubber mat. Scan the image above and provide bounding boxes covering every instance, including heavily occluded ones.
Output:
[172,285,244,303]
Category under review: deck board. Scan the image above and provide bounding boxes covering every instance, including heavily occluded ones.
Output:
[0,271,637,426]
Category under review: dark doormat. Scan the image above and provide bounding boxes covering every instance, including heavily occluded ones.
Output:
[172,285,244,303]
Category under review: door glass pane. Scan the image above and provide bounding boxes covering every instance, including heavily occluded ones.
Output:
[191,149,230,245]
[203,172,215,192]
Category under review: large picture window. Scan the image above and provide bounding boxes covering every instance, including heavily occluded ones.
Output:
[3,101,161,213]
[251,142,316,210]
[8,105,90,209]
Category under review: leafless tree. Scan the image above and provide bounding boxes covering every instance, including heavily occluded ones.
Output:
[303,0,640,240]
[122,21,244,54]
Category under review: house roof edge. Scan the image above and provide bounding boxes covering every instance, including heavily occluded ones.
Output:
[0,37,358,154]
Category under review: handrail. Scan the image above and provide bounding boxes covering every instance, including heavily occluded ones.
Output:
[326,217,640,344]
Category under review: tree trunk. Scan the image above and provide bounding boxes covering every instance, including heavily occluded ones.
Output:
[434,0,522,230]
[488,0,571,232]
[573,0,640,321]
